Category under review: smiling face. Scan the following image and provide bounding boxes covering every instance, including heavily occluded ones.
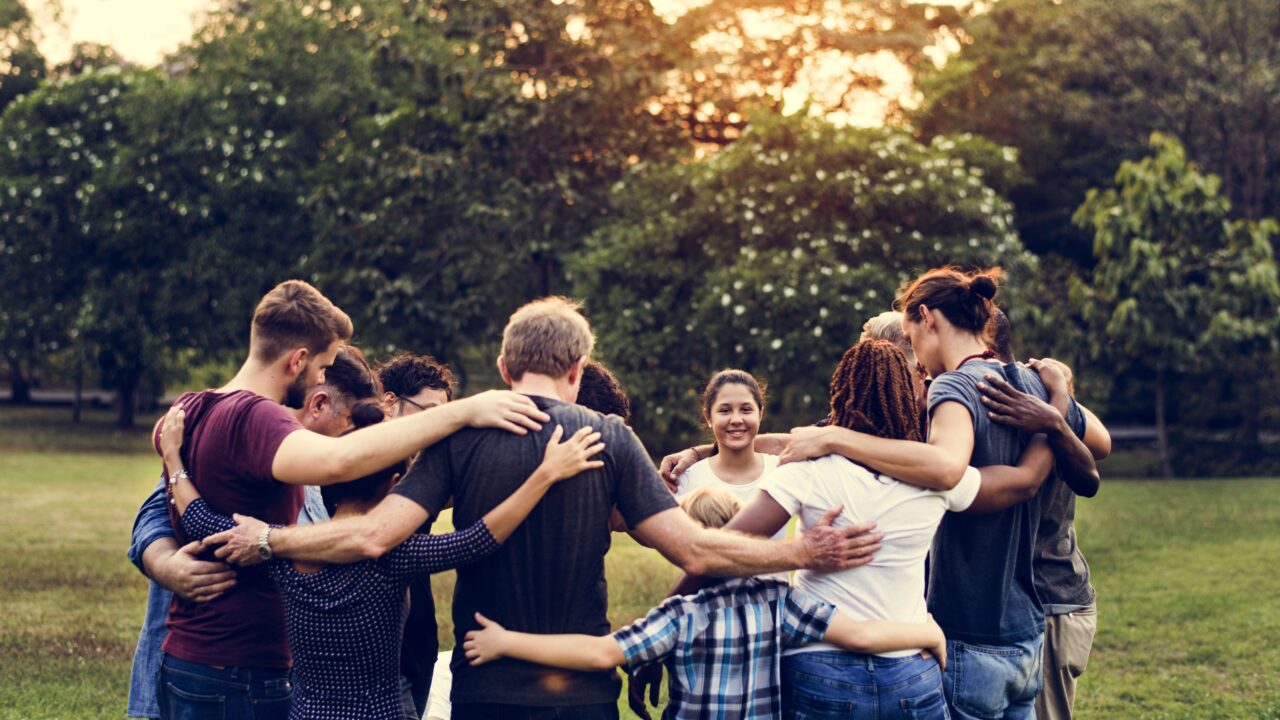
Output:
[706,382,762,452]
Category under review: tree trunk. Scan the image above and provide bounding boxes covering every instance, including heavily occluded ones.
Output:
[72,348,84,424]
[1155,367,1173,479]
[9,361,31,404]
[116,370,139,428]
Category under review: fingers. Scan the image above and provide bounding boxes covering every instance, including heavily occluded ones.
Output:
[507,410,543,433]
[474,611,492,628]
[838,520,877,538]
[549,425,566,445]
[495,420,530,436]
[213,544,235,560]
[203,529,234,547]
[816,505,844,527]
[191,577,237,601]
[979,393,1016,416]
[980,373,1019,395]
[177,539,205,556]
[509,393,552,423]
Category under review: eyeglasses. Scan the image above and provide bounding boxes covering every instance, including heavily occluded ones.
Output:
[398,394,428,412]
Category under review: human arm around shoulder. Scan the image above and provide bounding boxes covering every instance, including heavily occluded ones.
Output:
[463,612,626,672]
[380,425,606,576]
[822,612,947,669]
[1029,358,1111,460]
[976,368,1100,500]
[778,401,973,491]
[132,477,237,603]
[270,390,551,486]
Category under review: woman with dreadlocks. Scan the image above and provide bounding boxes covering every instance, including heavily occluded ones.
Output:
[673,340,975,718]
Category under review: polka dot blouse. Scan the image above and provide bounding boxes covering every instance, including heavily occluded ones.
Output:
[183,498,499,719]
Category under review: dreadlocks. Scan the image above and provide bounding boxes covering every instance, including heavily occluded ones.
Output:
[828,340,922,443]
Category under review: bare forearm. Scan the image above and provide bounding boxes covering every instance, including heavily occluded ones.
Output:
[1046,419,1100,497]
[825,615,942,655]
[276,403,468,485]
[482,469,555,543]
[141,538,179,584]
[271,512,414,562]
[687,529,808,577]
[971,436,1053,513]
[491,632,623,672]
[754,434,788,455]
[826,430,965,490]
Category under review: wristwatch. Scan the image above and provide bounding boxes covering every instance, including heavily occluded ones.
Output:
[257,526,274,561]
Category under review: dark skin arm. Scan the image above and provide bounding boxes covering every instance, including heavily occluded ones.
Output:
[976,371,1100,500]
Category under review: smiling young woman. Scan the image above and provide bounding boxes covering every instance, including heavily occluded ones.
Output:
[673,369,787,540]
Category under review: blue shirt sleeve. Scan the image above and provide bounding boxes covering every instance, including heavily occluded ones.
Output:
[926,371,980,420]
[127,477,176,576]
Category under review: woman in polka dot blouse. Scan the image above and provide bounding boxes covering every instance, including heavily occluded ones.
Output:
[159,406,605,720]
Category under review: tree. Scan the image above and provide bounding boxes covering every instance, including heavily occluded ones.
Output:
[574,110,1039,451]
[1071,134,1279,477]
[916,0,1280,262]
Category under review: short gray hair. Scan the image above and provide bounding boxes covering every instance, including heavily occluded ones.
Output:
[860,310,915,367]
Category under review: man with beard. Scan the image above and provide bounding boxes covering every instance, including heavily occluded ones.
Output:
[146,280,549,720]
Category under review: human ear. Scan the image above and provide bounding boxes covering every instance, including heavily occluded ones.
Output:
[496,356,514,386]
[288,347,309,376]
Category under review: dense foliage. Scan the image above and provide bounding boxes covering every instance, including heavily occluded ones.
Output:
[0,0,1276,465]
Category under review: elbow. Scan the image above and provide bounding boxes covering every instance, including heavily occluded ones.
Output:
[935,459,967,491]
[589,646,620,672]
[679,554,711,578]
[353,524,395,560]
[1091,437,1112,461]
[1078,472,1101,498]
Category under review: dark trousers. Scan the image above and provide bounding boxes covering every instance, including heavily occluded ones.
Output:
[158,654,292,720]
[452,702,618,720]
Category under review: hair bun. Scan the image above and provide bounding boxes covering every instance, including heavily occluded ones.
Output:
[350,402,386,429]
[970,275,997,300]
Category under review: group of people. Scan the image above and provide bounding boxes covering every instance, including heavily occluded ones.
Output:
[125,266,1109,720]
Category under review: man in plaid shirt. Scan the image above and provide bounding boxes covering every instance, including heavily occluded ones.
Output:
[461,571,944,719]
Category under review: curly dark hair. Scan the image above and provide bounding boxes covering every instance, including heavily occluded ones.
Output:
[577,360,631,421]
[828,340,922,443]
[376,353,455,403]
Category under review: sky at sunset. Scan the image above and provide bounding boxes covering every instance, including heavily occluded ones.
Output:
[36,0,941,126]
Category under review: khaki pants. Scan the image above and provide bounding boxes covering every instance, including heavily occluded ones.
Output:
[1035,603,1098,720]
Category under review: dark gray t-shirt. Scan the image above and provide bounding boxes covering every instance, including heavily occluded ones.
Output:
[1034,464,1096,614]
[925,361,1085,645]
[392,395,678,707]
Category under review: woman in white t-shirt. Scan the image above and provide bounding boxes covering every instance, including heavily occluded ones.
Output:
[715,341,978,718]
[673,369,786,540]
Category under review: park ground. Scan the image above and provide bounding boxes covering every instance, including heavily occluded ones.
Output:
[1,405,1278,719]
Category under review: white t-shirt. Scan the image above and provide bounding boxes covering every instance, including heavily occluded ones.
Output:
[762,455,981,657]
[675,454,786,540]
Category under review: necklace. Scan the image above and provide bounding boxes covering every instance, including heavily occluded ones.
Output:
[953,349,997,372]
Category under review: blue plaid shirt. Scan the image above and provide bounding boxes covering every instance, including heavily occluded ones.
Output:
[614,577,834,720]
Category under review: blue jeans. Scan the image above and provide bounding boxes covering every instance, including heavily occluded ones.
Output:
[158,655,293,720]
[782,650,950,719]
[942,636,1043,720]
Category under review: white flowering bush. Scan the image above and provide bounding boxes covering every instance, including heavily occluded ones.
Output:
[574,110,1040,449]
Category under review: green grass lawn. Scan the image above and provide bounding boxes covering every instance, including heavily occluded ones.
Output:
[1,405,1277,719]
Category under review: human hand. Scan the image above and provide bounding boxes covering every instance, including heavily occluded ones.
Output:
[800,506,882,572]
[978,373,1065,432]
[778,425,837,466]
[460,390,550,435]
[924,613,947,670]
[659,448,702,493]
[159,405,185,468]
[206,514,270,566]
[153,540,236,602]
[537,425,606,483]
[1028,358,1074,399]
[462,612,509,666]
[627,662,663,720]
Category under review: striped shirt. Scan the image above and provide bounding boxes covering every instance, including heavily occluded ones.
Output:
[614,577,834,720]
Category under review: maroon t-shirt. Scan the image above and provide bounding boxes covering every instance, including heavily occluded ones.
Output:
[159,389,303,669]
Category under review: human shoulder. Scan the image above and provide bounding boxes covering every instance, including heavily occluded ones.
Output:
[927,365,986,411]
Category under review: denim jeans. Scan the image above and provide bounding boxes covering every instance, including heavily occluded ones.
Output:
[158,655,293,720]
[451,702,618,720]
[942,636,1043,720]
[782,650,950,719]
[127,480,176,719]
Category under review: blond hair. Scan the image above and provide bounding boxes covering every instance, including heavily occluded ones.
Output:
[680,486,741,529]
[251,280,353,362]
[500,297,595,381]
[860,310,915,367]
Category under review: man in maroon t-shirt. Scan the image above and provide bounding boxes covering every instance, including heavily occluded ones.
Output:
[154,280,550,720]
